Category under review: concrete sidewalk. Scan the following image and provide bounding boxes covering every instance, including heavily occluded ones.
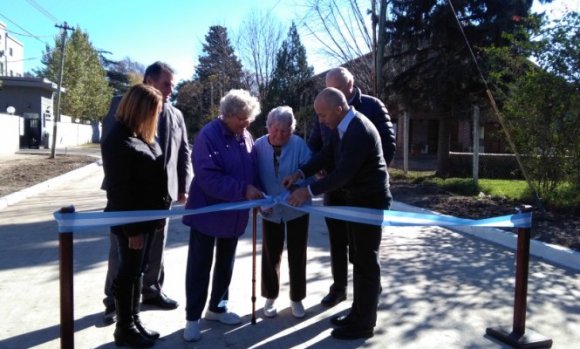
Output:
[0,164,579,348]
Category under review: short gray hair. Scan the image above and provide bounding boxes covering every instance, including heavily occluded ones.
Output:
[219,89,261,122]
[266,106,296,132]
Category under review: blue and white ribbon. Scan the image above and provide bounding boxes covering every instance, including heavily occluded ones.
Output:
[54,194,531,233]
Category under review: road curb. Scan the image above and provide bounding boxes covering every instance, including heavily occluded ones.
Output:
[0,160,102,211]
[392,201,580,272]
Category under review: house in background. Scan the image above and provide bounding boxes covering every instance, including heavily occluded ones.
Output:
[300,56,512,174]
[0,21,24,77]
[0,76,60,148]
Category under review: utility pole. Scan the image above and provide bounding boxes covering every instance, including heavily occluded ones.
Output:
[375,0,387,97]
[50,22,74,159]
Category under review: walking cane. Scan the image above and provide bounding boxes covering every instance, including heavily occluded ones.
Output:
[251,207,257,324]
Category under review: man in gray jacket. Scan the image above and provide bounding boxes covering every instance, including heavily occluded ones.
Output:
[101,61,193,324]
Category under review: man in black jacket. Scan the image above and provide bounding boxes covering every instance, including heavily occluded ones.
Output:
[307,67,395,308]
[285,87,391,339]
[101,62,193,324]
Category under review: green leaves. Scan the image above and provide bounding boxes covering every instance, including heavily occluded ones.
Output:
[38,27,112,122]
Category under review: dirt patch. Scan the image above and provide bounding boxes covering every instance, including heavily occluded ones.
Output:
[390,180,580,252]
[0,154,96,197]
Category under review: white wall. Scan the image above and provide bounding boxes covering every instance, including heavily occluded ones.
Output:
[0,113,21,155]
[46,119,97,148]
[0,114,99,155]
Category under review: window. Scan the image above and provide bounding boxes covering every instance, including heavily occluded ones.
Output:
[9,47,13,56]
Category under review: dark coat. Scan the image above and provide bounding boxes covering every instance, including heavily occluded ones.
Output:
[301,110,390,203]
[101,96,193,201]
[101,123,170,237]
[307,86,396,165]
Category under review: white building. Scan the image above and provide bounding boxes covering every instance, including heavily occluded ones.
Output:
[0,21,24,77]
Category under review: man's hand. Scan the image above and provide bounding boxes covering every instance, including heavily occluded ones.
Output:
[128,234,144,250]
[282,171,301,189]
[245,185,264,200]
[178,192,188,204]
[287,187,311,207]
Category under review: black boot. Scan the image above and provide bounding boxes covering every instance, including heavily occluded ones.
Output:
[113,278,154,348]
[133,275,160,340]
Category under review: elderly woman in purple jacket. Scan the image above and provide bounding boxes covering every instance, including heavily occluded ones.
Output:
[182,89,262,342]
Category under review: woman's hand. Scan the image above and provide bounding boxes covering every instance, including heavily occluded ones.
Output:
[178,192,188,204]
[128,234,145,250]
[245,184,264,200]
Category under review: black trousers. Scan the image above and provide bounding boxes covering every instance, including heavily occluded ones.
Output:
[104,220,167,307]
[112,228,154,324]
[185,228,238,321]
[114,228,154,287]
[261,214,309,302]
[323,190,348,293]
[346,191,391,329]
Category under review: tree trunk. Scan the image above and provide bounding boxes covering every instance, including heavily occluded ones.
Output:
[436,116,450,177]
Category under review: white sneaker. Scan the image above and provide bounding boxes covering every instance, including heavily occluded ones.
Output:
[263,298,277,318]
[204,309,241,325]
[291,301,305,318]
[183,320,201,342]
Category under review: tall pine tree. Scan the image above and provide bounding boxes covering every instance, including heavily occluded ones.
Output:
[260,22,314,135]
[176,25,244,137]
[195,25,244,110]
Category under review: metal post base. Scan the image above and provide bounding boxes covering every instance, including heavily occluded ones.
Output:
[486,326,552,348]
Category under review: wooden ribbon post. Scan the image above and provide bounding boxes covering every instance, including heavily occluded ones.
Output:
[251,207,258,324]
[486,205,552,348]
[59,205,75,349]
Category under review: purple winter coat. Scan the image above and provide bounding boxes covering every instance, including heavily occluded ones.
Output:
[182,118,259,238]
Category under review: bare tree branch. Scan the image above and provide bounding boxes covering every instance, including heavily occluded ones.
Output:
[234,9,285,99]
[299,0,377,92]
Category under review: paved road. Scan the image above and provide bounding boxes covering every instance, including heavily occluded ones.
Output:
[0,160,579,348]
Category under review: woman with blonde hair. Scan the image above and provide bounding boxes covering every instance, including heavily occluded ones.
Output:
[101,83,170,347]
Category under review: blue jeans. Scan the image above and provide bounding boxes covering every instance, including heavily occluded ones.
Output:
[185,228,238,321]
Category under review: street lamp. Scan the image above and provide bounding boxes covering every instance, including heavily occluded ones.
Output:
[6,106,15,115]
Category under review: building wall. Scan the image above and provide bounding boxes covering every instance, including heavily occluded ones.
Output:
[0,84,50,117]
[0,21,24,77]
[45,118,98,149]
[0,113,22,154]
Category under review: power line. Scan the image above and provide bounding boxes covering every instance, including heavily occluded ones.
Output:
[7,56,45,63]
[0,11,46,44]
[25,0,59,24]
[5,28,52,38]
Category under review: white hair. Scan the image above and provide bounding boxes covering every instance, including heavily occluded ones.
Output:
[219,89,261,122]
[266,106,296,132]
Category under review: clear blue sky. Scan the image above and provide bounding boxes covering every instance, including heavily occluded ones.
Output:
[5,0,312,81]
[3,0,577,83]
